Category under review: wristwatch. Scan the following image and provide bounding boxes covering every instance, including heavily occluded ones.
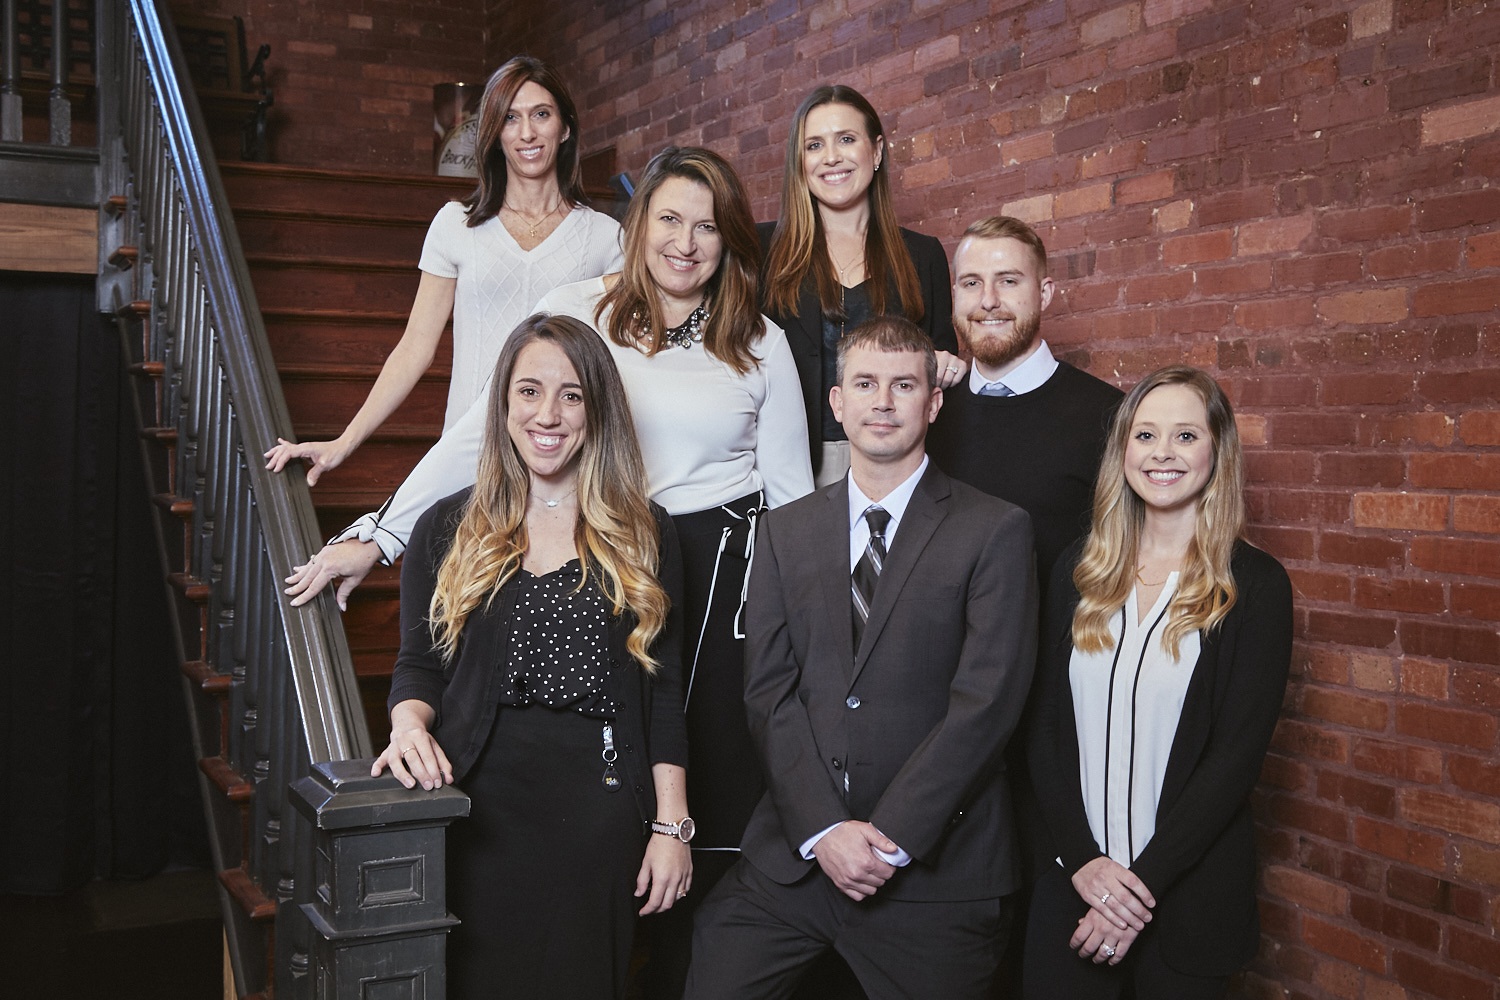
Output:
[650,816,696,843]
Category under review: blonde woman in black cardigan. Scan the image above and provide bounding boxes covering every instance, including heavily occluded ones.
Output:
[372,314,691,1000]
[1025,366,1292,999]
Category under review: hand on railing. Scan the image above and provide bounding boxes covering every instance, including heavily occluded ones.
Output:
[285,538,381,610]
[265,436,352,486]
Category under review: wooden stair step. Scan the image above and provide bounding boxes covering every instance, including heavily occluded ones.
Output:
[115,298,150,319]
[129,360,165,377]
[169,572,211,602]
[247,259,421,314]
[234,208,434,264]
[141,426,178,444]
[153,492,193,517]
[279,378,446,429]
[293,422,439,444]
[109,245,138,269]
[218,867,277,921]
[277,362,452,382]
[220,162,470,219]
[260,308,450,369]
[182,658,232,695]
[200,756,253,803]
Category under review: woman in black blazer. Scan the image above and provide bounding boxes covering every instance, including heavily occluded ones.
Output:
[1024,366,1292,999]
[371,314,692,1000]
[760,84,964,486]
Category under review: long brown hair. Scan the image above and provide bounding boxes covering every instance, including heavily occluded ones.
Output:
[1072,366,1245,657]
[763,85,923,325]
[596,146,763,375]
[429,314,668,671]
[461,56,587,227]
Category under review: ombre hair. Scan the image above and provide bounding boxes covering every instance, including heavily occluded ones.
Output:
[596,146,762,374]
[763,85,923,325]
[428,314,668,671]
[462,56,587,226]
[1072,366,1245,657]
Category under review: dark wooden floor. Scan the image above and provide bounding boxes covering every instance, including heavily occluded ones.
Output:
[0,868,221,999]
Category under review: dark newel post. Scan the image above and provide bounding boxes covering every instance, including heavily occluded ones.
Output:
[48,0,69,144]
[289,760,470,1000]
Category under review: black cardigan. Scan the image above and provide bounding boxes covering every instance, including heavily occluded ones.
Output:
[756,222,957,474]
[1028,539,1293,976]
[388,489,689,828]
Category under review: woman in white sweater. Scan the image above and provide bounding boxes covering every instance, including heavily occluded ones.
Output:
[264,55,621,483]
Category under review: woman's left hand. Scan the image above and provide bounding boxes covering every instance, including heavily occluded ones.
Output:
[635,835,692,915]
[1070,908,1138,965]
[935,350,968,389]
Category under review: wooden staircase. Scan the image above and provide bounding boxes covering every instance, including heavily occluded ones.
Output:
[220,163,473,744]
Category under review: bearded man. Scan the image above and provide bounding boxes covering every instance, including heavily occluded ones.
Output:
[927,216,1123,596]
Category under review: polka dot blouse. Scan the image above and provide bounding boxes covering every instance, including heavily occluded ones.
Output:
[498,558,618,719]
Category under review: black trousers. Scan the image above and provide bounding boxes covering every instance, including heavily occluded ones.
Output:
[1021,866,1228,1000]
[685,859,1013,1000]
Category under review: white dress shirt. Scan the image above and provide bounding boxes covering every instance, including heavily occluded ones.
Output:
[968,339,1059,397]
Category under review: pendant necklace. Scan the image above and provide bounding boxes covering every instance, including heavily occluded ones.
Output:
[504,199,562,238]
[533,485,578,509]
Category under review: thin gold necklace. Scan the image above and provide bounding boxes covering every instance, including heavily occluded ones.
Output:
[503,199,563,238]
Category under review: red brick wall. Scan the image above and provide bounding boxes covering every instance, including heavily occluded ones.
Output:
[169,0,488,171]
[490,2,1500,998]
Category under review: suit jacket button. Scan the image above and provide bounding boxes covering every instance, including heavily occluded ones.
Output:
[831,757,842,770]
[846,696,861,709]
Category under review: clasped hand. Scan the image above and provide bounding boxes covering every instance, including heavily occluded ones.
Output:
[813,821,899,901]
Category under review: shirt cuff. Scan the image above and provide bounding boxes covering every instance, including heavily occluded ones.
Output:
[799,822,911,867]
[329,510,404,564]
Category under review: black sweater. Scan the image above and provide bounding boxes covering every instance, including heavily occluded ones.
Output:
[927,361,1122,590]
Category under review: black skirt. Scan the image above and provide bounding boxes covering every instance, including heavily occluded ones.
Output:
[447,704,646,1000]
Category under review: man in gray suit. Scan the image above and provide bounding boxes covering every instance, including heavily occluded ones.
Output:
[685,317,1039,999]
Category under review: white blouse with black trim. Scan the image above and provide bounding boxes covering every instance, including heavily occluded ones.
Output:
[1069,574,1202,866]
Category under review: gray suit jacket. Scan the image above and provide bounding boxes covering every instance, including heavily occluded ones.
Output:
[740,463,1038,902]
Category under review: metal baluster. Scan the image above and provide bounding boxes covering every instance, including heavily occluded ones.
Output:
[49,0,69,144]
[2,0,20,140]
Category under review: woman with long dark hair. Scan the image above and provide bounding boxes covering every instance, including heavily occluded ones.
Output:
[1025,366,1292,999]
[266,55,621,484]
[761,84,964,486]
[372,314,688,998]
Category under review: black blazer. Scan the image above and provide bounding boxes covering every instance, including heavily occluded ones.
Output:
[757,222,957,473]
[389,489,689,827]
[741,464,1038,901]
[1028,539,1292,976]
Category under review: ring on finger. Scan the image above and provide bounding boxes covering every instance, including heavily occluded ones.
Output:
[1103,945,1116,958]
[1100,892,1111,904]
[400,746,414,754]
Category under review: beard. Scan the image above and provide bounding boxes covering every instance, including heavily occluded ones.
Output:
[962,309,1042,370]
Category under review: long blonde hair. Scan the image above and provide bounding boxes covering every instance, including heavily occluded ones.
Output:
[1072,366,1244,657]
[763,85,923,324]
[597,146,762,375]
[429,314,668,671]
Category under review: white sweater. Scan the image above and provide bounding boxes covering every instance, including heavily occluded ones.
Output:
[335,276,813,561]
[418,202,623,429]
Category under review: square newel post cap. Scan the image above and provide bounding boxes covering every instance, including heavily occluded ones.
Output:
[290,759,470,830]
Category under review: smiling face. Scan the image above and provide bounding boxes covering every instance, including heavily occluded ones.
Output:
[506,340,587,488]
[801,102,884,215]
[1123,383,1215,517]
[643,175,723,315]
[500,80,570,182]
[830,345,942,473]
[951,235,1055,379]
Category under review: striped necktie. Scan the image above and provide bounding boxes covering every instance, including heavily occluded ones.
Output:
[851,506,890,649]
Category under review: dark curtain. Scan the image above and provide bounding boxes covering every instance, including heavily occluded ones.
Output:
[0,271,207,894]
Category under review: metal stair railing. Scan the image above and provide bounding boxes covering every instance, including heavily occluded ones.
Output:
[99,2,466,996]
